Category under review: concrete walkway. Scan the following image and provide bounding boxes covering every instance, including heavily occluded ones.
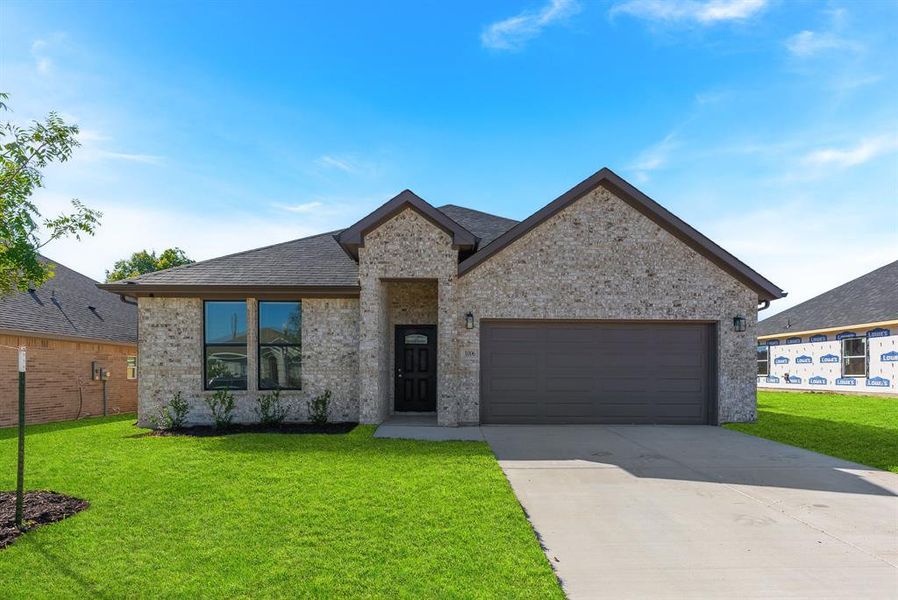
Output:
[482,425,898,599]
[373,414,484,441]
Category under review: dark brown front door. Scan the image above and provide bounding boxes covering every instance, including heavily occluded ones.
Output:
[395,325,437,412]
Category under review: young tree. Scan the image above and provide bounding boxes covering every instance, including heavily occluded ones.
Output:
[0,93,102,297]
[106,247,193,281]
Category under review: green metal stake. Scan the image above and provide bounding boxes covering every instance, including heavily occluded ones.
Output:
[15,346,26,529]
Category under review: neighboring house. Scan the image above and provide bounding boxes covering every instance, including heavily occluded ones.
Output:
[100,168,784,427]
[756,260,898,394]
[0,257,139,426]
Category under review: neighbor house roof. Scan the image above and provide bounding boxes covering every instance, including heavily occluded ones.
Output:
[757,260,898,337]
[100,168,784,301]
[0,256,137,345]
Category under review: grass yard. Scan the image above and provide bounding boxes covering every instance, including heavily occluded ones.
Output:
[727,390,898,473]
[0,416,562,599]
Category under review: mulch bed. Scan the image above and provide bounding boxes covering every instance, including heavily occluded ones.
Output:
[1,491,89,549]
[149,422,358,437]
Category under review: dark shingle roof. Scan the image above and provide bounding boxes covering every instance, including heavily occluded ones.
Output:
[757,260,898,336]
[0,257,137,344]
[111,231,360,287]
[103,206,517,291]
[437,205,519,247]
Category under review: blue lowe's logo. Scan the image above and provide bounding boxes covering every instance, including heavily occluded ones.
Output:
[867,328,890,338]
[809,376,826,385]
[867,377,890,388]
[774,356,789,365]
[786,337,802,345]
[795,355,812,364]
[809,334,827,343]
[820,354,839,363]
[836,331,856,340]
[835,378,856,386]
[882,351,898,362]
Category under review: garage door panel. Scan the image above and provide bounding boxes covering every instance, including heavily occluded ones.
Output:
[481,321,712,425]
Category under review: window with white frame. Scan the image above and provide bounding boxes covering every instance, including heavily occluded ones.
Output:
[126,356,138,380]
[757,345,769,376]
[841,337,867,377]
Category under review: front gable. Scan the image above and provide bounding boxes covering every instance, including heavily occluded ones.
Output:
[336,190,477,260]
[459,168,784,302]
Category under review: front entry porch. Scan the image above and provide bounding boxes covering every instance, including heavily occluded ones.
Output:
[373,413,484,441]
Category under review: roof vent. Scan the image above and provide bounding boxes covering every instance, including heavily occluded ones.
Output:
[88,305,97,311]
[27,288,36,294]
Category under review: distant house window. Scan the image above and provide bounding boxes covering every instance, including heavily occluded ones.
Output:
[258,301,302,390]
[126,356,138,380]
[841,337,867,377]
[757,346,769,376]
[204,301,248,390]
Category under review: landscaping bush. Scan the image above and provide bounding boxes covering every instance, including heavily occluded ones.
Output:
[307,389,330,425]
[149,392,189,430]
[256,389,288,426]
[204,390,235,429]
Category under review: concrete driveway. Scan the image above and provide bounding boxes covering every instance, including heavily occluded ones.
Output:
[483,425,898,599]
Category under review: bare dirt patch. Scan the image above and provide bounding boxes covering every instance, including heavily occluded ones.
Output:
[1,491,89,549]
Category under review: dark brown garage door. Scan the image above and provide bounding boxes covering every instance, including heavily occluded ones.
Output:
[480,321,714,424]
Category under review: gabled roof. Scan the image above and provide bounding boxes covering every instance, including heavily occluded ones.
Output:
[99,231,361,297]
[757,260,898,336]
[98,167,783,302]
[457,168,786,302]
[336,190,478,258]
[0,256,137,344]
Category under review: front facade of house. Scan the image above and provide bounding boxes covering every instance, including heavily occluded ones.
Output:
[756,260,898,394]
[103,169,784,427]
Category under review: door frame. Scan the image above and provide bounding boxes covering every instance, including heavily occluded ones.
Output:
[394,324,438,412]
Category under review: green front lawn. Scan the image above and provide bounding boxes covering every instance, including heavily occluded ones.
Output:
[0,416,561,599]
[727,391,898,473]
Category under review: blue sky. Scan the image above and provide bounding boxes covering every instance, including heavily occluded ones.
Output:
[2,0,896,316]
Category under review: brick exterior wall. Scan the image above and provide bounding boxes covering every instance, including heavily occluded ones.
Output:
[456,185,758,423]
[134,184,759,427]
[0,333,137,427]
[357,209,459,424]
[137,296,358,427]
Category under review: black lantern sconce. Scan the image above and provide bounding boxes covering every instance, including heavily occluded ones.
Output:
[465,312,475,329]
[733,316,747,332]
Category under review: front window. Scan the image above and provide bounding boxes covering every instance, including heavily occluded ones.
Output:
[204,301,248,390]
[842,337,867,377]
[126,356,138,380]
[258,301,302,390]
[757,345,769,376]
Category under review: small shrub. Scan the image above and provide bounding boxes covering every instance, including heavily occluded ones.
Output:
[307,389,331,425]
[205,390,235,429]
[256,389,288,426]
[149,392,189,429]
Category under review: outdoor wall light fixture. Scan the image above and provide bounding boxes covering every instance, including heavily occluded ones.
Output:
[465,312,475,329]
[733,316,747,332]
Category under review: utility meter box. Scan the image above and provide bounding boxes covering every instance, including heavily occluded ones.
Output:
[91,362,108,381]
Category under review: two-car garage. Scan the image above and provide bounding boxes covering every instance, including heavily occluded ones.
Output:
[479,321,715,425]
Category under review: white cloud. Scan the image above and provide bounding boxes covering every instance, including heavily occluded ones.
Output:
[786,30,860,57]
[274,201,324,214]
[34,192,338,282]
[629,132,680,182]
[704,201,898,317]
[481,0,580,51]
[802,135,898,168]
[315,154,356,172]
[610,0,767,24]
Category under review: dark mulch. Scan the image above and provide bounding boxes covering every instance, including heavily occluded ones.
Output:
[149,422,358,437]
[1,491,89,549]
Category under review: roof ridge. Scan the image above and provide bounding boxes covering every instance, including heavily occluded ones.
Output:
[118,229,346,283]
[437,204,519,223]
